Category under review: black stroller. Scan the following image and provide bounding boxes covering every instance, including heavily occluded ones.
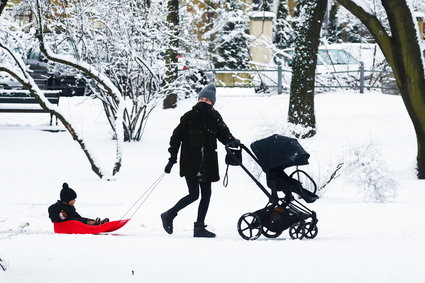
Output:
[225,134,319,241]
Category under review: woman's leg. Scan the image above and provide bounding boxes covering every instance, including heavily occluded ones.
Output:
[193,181,215,238]
[196,181,212,223]
[161,177,200,234]
[169,177,200,213]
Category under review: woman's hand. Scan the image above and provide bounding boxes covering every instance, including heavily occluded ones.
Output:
[227,139,241,148]
[164,157,177,173]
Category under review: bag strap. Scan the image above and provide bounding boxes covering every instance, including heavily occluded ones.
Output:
[223,164,230,187]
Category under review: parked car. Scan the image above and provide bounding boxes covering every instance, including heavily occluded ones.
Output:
[26,48,89,96]
[251,45,361,92]
[0,47,89,96]
[274,46,360,73]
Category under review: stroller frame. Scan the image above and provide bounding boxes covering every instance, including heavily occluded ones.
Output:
[225,144,319,240]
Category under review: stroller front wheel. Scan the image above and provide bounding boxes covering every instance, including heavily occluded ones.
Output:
[304,222,318,239]
[237,213,262,241]
[289,221,305,240]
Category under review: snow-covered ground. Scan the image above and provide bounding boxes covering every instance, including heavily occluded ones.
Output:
[1,88,424,282]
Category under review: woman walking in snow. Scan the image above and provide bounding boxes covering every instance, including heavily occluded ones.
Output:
[161,83,239,238]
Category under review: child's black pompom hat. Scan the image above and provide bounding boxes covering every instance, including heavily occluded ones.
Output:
[60,183,77,202]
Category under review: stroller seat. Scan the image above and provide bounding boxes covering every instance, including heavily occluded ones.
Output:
[266,167,318,203]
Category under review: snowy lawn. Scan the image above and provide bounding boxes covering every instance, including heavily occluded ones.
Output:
[1,89,424,282]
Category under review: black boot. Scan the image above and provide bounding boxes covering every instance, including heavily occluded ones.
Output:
[161,210,177,234]
[193,222,216,238]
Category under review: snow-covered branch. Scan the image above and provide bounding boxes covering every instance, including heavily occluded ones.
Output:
[0,44,108,179]
[336,0,394,63]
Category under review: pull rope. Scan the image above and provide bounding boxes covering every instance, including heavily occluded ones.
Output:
[120,173,166,220]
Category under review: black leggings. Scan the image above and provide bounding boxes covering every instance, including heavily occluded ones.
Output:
[170,176,212,223]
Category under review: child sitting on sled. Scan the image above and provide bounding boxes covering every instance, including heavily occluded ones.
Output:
[48,183,109,226]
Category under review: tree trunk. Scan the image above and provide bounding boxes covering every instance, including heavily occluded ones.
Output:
[288,0,328,138]
[163,0,179,109]
[0,0,8,16]
[337,0,425,178]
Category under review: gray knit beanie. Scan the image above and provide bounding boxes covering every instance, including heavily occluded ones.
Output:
[198,83,216,105]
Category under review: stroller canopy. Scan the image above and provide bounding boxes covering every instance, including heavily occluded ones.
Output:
[250,134,310,171]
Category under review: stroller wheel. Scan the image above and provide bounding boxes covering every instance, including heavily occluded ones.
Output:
[237,213,262,241]
[262,226,282,238]
[289,221,305,240]
[304,222,318,239]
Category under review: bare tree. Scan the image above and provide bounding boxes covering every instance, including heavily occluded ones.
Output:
[0,43,110,179]
[33,0,126,176]
[1,0,122,178]
[35,0,165,141]
[337,0,425,178]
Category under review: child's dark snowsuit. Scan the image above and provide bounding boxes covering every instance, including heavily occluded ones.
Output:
[48,183,102,225]
[48,201,92,224]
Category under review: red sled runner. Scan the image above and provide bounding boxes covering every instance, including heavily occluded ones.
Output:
[53,219,130,234]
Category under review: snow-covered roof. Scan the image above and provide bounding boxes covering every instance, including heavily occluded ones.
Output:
[249,11,276,19]
[414,11,425,18]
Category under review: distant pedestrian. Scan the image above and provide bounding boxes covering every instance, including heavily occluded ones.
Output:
[161,83,239,238]
[48,183,109,225]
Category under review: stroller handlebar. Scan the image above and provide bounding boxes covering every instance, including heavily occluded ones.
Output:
[224,142,273,198]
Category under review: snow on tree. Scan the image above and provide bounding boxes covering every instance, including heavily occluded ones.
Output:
[323,1,340,43]
[211,0,250,70]
[274,0,296,50]
[34,0,165,142]
[0,34,112,179]
[288,0,328,138]
[0,0,130,178]
[163,0,179,109]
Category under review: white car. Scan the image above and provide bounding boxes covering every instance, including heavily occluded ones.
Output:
[274,47,360,73]
[251,46,361,92]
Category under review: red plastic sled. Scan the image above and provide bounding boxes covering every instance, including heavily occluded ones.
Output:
[53,219,130,234]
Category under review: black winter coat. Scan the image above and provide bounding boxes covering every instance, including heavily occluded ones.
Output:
[168,102,235,182]
[48,201,85,222]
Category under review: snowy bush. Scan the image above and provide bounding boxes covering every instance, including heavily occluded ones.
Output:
[344,143,397,202]
[309,162,343,196]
